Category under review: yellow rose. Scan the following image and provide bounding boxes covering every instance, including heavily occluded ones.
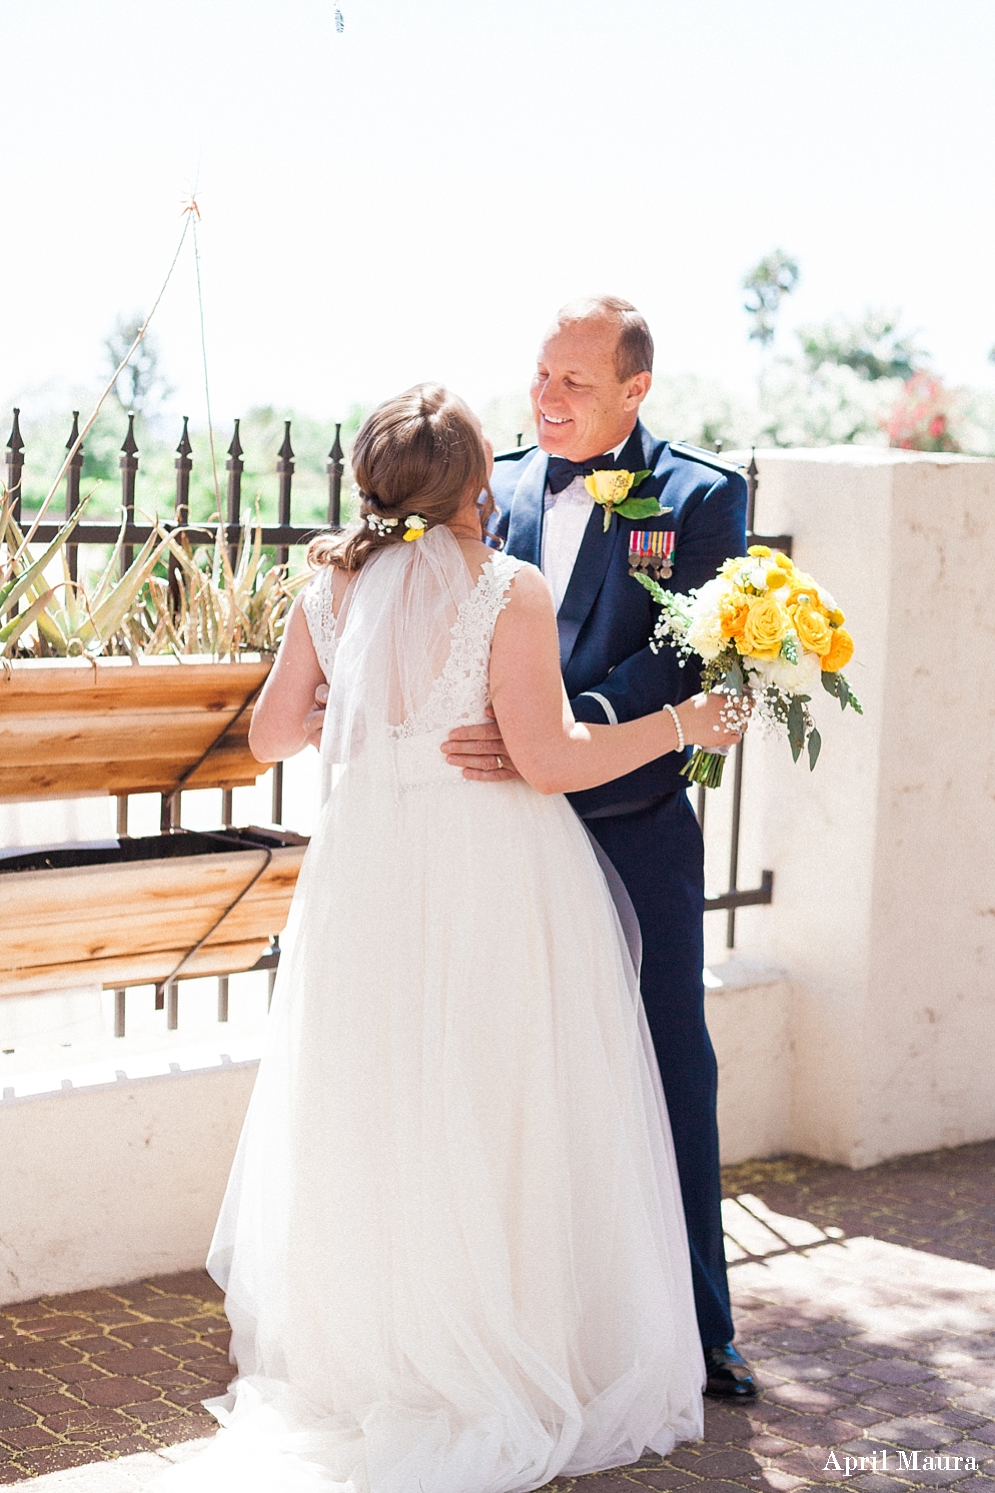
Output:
[747,544,772,558]
[822,627,854,673]
[719,593,750,640]
[584,469,638,529]
[584,470,635,506]
[792,602,833,656]
[739,595,791,659]
[785,578,830,616]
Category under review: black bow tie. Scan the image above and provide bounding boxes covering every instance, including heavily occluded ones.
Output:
[546,453,617,496]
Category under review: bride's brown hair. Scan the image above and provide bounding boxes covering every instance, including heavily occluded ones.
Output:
[309,384,497,571]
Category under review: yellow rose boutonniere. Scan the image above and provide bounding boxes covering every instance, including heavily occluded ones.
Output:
[584,468,662,531]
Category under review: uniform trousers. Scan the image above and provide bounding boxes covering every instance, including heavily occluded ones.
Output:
[581,789,734,1349]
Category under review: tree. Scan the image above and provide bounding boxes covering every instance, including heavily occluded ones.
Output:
[797,310,926,382]
[103,313,172,415]
[742,250,800,347]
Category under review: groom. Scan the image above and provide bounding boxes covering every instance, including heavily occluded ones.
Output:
[443,295,757,1399]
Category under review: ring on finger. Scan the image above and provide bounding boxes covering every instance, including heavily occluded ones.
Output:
[496,756,504,770]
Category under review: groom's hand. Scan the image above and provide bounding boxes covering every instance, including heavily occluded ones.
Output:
[442,710,520,781]
[303,683,329,750]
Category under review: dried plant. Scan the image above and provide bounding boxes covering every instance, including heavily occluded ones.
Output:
[0,492,304,661]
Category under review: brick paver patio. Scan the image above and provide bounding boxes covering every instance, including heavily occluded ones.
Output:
[1,1141,992,1489]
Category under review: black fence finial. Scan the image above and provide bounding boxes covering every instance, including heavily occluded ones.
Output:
[5,409,24,521]
[6,407,23,456]
[176,414,193,460]
[327,423,344,527]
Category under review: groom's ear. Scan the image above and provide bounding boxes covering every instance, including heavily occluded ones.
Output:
[622,371,652,411]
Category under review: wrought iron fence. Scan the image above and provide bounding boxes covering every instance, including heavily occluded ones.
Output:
[3,413,790,1039]
[4,407,342,1036]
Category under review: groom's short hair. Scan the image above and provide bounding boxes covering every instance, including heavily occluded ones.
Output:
[554,295,654,382]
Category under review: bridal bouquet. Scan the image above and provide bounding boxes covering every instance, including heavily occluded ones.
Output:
[636,546,862,788]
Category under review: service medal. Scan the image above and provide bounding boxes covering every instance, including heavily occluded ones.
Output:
[628,529,675,580]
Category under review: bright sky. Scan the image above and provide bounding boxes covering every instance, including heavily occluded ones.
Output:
[3,0,995,429]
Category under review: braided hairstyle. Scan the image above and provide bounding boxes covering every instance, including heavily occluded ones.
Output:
[309,384,496,571]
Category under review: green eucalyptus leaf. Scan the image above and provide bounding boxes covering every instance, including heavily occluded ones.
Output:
[807,724,822,771]
[787,695,806,759]
[821,670,841,699]
[723,658,745,695]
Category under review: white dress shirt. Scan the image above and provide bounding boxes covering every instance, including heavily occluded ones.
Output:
[540,438,629,613]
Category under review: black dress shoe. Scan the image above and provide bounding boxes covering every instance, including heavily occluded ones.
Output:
[704,1343,759,1399]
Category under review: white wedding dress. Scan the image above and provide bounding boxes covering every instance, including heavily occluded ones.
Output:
[160,528,703,1493]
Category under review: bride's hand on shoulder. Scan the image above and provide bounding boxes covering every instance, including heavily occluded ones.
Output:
[676,691,751,749]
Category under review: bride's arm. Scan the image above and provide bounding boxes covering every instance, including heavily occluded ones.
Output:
[248,597,327,762]
[488,566,739,796]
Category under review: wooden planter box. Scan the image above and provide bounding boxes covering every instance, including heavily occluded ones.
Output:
[0,827,308,997]
[0,655,274,802]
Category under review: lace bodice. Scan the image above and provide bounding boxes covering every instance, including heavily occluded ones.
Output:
[397,550,523,738]
[301,566,339,681]
[302,550,524,753]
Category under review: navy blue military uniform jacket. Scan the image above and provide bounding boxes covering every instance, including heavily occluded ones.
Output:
[490,420,748,815]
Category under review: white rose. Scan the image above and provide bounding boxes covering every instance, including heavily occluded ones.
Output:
[763,646,822,696]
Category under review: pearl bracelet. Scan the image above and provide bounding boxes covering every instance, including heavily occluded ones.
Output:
[662,703,685,753]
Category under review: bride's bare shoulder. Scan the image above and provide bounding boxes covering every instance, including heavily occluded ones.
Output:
[493,558,554,620]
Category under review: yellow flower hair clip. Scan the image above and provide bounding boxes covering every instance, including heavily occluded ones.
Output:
[403,515,427,541]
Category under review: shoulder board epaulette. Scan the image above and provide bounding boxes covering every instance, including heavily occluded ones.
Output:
[493,444,538,462]
[668,442,744,475]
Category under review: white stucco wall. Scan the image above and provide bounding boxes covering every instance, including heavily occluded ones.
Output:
[705,959,793,1165]
[730,448,995,1166]
[0,1055,259,1304]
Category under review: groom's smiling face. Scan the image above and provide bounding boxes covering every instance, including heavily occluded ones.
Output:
[530,316,651,462]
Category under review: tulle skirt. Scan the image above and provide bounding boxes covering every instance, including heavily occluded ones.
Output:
[159,754,704,1492]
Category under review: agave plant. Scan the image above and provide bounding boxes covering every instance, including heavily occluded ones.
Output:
[0,493,172,660]
[123,521,306,658]
[1,489,304,661]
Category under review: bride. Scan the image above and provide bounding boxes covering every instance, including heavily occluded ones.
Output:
[160,384,742,1493]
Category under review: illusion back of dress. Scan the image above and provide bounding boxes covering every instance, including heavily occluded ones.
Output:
[301,528,522,791]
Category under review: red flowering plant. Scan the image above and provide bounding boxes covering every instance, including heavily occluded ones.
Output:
[885,372,960,452]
